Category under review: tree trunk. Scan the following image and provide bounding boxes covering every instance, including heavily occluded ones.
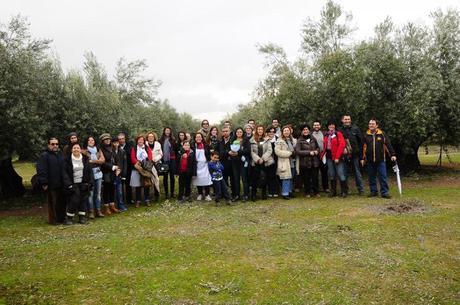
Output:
[0,157,26,199]
[393,144,421,173]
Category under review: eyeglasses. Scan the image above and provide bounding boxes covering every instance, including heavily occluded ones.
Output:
[49,143,58,146]
[268,131,275,133]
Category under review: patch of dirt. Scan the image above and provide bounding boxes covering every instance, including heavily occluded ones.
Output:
[373,199,430,215]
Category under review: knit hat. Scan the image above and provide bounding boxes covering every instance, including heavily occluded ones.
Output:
[244,124,253,131]
[99,133,111,141]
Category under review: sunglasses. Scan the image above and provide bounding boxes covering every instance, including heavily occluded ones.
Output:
[50,143,59,146]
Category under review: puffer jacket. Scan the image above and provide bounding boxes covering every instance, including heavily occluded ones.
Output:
[295,135,320,169]
[362,128,396,163]
[275,138,293,179]
[250,137,274,167]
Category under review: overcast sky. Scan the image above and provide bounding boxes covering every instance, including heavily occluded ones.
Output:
[1,0,458,124]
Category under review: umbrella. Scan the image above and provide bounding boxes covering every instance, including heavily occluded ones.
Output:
[392,161,402,197]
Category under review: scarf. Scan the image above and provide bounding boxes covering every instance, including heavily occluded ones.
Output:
[87,145,98,160]
[196,142,204,150]
[136,144,148,161]
[163,137,171,162]
[327,130,335,150]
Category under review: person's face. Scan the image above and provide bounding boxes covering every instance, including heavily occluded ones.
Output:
[302,127,310,136]
[272,120,279,127]
[195,134,203,143]
[179,133,185,141]
[88,137,95,147]
[70,135,78,143]
[211,154,219,162]
[342,116,352,127]
[282,127,291,138]
[137,137,144,146]
[48,140,59,152]
[368,120,378,131]
[313,122,321,131]
[103,138,111,146]
[222,128,230,138]
[183,142,190,151]
[268,129,275,139]
[164,128,171,137]
[236,129,243,138]
[147,134,154,143]
[71,145,81,156]
[211,128,218,136]
[257,127,264,137]
[245,127,252,135]
[328,124,336,131]
[249,120,255,127]
[112,141,119,149]
[224,122,231,129]
[118,135,126,145]
[202,121,209,129]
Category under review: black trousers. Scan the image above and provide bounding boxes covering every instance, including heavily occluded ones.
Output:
[265,164,277,195]
[178,173,192,199]
[197,185,210,196]
[163,160,176,196]
[103,182,115,204]
[47,189,65,224]
[66,184,88,217]
[251,164,266,192]
[300,167,319,195]
[231,160,249,197]
[123,169,132,204]
[223,162,234,197]
[319,162,329,191]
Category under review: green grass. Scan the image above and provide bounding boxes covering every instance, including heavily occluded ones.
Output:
[1,158,459,304]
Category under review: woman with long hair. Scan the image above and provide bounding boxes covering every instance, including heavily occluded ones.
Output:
[275,126,296,200]
[192,132,213,201]
[159,127,177,199]
[229,127,251,202]
[249,125,274,201]
[83,136,105,218]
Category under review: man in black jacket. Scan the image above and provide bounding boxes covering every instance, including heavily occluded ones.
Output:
[340,115,365,195]
[218,126,234,198]
[36,137,65,224]
[361,119,397,198]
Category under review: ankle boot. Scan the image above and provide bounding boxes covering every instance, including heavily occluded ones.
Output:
[329,180,337,197]
[251,189,257,202]
[88,210,95,219]
[109,203,119,213]
[79,215,87,224]
[261,189,267,200]
[340,181,348,198]
[96,209,104,217]
[103,204,111,215]
[64,215,73,225]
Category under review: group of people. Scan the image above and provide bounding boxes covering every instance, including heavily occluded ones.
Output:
[35,115,397,226]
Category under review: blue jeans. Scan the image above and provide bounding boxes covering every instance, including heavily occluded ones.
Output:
[367,161,389,195]
[327,158,346,182]
[87,178,102,210]
[346,156,364,192]
[281,178,292,196]
[213,179,230,200]
[114,177,125,208]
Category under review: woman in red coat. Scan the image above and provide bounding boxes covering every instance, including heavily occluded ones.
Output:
[320,120,347,197]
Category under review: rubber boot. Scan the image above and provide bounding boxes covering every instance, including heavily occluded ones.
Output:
[329,180,337,197]
[340,181,348,198]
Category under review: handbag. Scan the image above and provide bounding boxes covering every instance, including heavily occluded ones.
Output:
[155,161,170,174]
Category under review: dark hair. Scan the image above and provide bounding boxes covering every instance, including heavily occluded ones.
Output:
[177,131,187,142]
[201,119,209,127]
[248,119,255,123]
[299,124,311,131]
[234,127,244,138]
[254,125,266,142]
[48,137,58,144]
[135,134,146,145]
[272,118,279,122]
[69,142,81,150]
[84,136,97,149]
[312,119,322,125]
[369,118,379,126]
[342,114,351,119]
[211,151,219,157]
[266,126,276,133]
[160,127,176,145]
[206,126,220,145]
[326,119,336,127]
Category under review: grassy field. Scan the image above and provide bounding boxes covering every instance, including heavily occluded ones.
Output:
[1,154,459,304]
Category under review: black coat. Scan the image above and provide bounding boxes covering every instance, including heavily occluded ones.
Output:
[100,145,116,183]
[61,155,93,192]
[121,142,133,172]
[36,150,63,190]
[114,148,127,178]
[218,137,233,169]
[363,129,396,163]
[177,150,197,176]
[340,125,364,157]
[295,136,321,168]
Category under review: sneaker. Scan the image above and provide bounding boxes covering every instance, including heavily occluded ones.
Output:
[197,194,203,201]
[267,194,274,198]
[205,195,212,201]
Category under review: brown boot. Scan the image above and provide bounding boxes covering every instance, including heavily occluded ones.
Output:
[103,204,111,215]
[96,209,104,217]
[109,203,119,213]
[88,210,95,219]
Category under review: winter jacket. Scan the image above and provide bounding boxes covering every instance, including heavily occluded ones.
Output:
[339,125,364,157]
[177,149,197,176]
[229,137,251,163]
[36,150,63,190]
[275,138,293,179]
[362,129,396,163]
[147,141,163,163]
[61,155,93,194]
[130,145,153,165]
[208,161,224,181]
[295,135,320,169]
[250,137,274,167]
[218,137,233,169]
[321,131,346,161]
[100,145,117,183]
[113,148,127,178]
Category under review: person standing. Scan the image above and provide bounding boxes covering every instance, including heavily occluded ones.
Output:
[312,120,329,193]
[198,119,210,139]
[118,132,133,205]
[272,118,281,137]
[206,126,220,154]
[177,141,196,203]
[295,125,320,197]
[130,135,153,207]
[83,136,105,218]
[192,133,213,201]
[36,137,65,225]
[62,143,93,225]
[340,115,365,195]
[229,127,251,202]
[208,151,231,205]
[361,119,397,199]
[218,126,234,198]
[63,132,79,157]
[321,121,347,197]
[99,134,120,214]
[159,127,177,199]
[275,126,296,200]
[250,125,274,201]
[112,136,128,212]
[266,126,279,197]
[146,132,163,202]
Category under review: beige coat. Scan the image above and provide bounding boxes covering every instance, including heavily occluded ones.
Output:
[275,138,293,179]
[250,137,274,167]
